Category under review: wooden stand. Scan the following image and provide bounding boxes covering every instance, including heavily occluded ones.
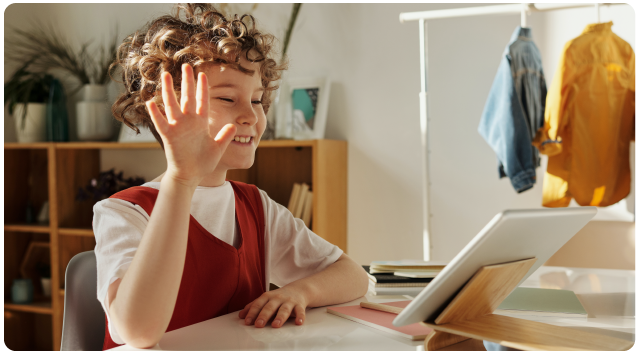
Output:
[421,258,633,351]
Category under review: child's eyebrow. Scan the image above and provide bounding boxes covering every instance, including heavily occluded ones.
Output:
[209,83,265,92]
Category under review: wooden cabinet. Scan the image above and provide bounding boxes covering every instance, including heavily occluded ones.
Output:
[4,139,347,351]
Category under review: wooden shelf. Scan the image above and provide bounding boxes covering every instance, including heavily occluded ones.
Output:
[4,224,51,234]
[258,139,315,148]
[5,301,53,315]
[54,142,161,149]
[4,139,317,150]
[4,142,51,149]
[4,142,161,149]
[58,228,94,237]
[59,289,65,297]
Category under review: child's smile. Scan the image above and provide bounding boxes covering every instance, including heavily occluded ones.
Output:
[232,135,255,145]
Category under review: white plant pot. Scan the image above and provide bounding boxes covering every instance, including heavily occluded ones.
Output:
[83,84,108,102]
[13,103,47,143]
[76,101,114,141]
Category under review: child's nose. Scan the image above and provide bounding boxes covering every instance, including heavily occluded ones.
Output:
[236,102,258,126]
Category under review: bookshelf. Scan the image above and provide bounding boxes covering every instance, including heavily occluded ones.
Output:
[4,139,347,351]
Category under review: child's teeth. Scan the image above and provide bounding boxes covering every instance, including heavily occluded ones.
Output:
[234,137,252,143]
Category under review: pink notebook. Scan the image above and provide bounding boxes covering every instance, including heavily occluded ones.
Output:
[326,301,432,340]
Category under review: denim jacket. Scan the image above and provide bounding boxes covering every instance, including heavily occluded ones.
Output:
[478,27,547,193]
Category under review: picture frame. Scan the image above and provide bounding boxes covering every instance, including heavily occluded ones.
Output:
[275,76,330,140]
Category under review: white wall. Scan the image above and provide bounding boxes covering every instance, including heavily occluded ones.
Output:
[4,4,635,265]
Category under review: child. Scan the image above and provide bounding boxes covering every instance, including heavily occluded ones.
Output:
[94,4,369,350]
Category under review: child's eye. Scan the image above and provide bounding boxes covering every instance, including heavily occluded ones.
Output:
[252,100,263,105]
[218,98,234,103]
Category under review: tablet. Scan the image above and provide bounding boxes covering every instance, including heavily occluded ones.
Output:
[392,207,597,327]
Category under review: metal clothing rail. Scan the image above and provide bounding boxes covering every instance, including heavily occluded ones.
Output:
[399,3,621,261]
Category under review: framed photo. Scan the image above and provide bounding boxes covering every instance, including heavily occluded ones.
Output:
[276,76,330,140]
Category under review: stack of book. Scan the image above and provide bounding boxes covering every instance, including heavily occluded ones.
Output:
[288,183,313,227]
[364,260,447,296]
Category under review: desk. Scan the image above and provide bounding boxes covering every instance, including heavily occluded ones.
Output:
[108,266,634,351]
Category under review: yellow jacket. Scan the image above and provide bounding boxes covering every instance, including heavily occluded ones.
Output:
[533,22,635,207]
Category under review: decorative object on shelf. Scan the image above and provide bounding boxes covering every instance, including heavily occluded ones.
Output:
[46,78,70,142]
[37,200,50,224]
[4,60,54,143]
[76,168,145,202]
[118,123,157,143]
[77,84,114,141]
[36,262,52,297]
[276,76,331,140]
[11,278,34,304]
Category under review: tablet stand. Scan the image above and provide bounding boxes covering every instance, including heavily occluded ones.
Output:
[421,258,633,351]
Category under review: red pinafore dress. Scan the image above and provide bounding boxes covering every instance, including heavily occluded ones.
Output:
[102,181,266,350]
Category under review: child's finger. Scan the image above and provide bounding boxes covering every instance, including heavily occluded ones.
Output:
[243,296,269,326]
[214,123,237,152]
[146,101,169,136]
[293,305,306,326]
[180,64,197,115]
[238,301,254,319]
[161,72,181,123]
[253,300,281,328]
[271,303,294,328]
[196,72,209,116]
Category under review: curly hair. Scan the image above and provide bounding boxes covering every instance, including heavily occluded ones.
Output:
[110,3,286,149]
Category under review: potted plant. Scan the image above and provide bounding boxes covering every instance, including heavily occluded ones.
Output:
[5,22,119,141]
[4,60,54,143]
[76,168,146,202]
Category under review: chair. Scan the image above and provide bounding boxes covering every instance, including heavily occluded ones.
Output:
[60,250,105,350]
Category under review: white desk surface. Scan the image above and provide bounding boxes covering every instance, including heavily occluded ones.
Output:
[108,266,635,351]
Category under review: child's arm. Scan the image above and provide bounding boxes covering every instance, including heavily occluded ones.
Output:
[239,253,369,328]
[107,64,236,348]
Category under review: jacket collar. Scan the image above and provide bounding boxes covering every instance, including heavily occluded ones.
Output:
[582,21,613,34]
[510,26,532,43]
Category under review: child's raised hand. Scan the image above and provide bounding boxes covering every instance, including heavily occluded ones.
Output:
[146,64,237,187]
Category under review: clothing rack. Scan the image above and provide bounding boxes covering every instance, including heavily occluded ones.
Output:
[398,3,622,261]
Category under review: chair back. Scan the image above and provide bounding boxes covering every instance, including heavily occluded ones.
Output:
[60,250,105,350]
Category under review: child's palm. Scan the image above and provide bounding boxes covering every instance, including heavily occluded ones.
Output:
[146,65,236,185]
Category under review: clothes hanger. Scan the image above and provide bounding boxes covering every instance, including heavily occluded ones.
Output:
[520,3,529,28]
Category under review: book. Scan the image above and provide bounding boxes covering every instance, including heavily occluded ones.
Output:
[369,260,447,274]
[364,266,432,283]
[369,286,426,296]
[326,301,432,340]
[393,271,441,278]
[287,183,301,213]
[494,287,588,317]
[301,191,313,226]
[293,183,309,218]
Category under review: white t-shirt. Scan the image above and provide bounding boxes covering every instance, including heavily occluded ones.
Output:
[93,181,343,344]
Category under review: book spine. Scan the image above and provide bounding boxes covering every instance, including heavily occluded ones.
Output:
[288,183,301,213]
